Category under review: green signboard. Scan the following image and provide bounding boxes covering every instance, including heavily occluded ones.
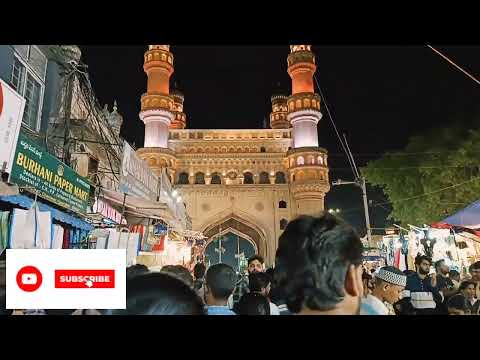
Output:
[10,133,91,214]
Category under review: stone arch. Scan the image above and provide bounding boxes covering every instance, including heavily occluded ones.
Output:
[279,200,287,209]
[275,171,286,184]
[194,172,205,184]
[307,155,315,165]
[297,156,305,166]
[202,215,268,261]
[177,172,189,185]
[307,170,317,179]
[289,158,295,168]
[297,171,305,181]
[259,171,270,184]
[317,156,323,165]
[210,172,222,184]
[243,172,254,184]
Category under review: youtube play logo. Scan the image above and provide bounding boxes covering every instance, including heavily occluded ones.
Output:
[16,266,43,292]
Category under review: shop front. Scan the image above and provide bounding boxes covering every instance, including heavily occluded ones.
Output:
[0,131,93,253]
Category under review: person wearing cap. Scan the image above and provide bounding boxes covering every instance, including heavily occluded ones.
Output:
[360,266,407,315]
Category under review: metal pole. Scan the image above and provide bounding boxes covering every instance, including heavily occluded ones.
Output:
[62,72,74,166]
[219,236,222,264]
[120,193,127,225]
[360,177,373,246]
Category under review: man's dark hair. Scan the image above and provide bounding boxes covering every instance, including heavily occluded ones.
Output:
[1,172,8,182]
[161,265,193,287]
[205,263,237,300]
[275,213,363,313]
[193,263,206,280]
[248,255,264,266]
[415,255,431,266]
[449,270,460,279]
[127,264,149,281]
[249,272,271,293]
[447,294,468,311]
[362,270,372,281]
[434,259,445,271]
[469,261,480,273]
[265,267,274,279]
[114,273,205,315]
[459,280,476,291]
[236,292,270,315]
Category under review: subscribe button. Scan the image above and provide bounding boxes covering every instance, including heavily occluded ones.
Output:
[55,270,115,288]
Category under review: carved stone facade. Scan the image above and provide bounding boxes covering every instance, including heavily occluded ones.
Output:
[137,128,330,266]
[136,45,330,266]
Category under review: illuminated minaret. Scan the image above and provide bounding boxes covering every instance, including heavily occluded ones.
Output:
[284,45,330,216]
[170,87,187,129]
[137,45,177,182]
[139,45,175,148]
[270,91,289,129]
[287,45,322,148]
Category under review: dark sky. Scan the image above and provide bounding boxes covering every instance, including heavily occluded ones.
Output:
[79,45,480,235]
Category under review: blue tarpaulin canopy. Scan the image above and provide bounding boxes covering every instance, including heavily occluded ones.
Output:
[0,194,93,231]
[432,199,480,230]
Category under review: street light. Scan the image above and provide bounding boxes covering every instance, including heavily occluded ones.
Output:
[332,177,372,245]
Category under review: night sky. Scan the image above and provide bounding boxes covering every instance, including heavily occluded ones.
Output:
[79,45,480,235]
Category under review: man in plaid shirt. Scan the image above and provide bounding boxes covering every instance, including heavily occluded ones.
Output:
[232,255,265,306]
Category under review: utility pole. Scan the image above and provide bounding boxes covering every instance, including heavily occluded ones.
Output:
[332,178,372,246]
[62,70,74,166]
[331,134,373,246]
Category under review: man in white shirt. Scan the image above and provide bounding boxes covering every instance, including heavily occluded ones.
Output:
[360,266,407,315]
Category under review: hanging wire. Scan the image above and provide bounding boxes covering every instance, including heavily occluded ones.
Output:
[313,73,358,179]
[427,45,480,86]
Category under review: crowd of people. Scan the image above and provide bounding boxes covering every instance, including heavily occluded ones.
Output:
[1,212,480,315]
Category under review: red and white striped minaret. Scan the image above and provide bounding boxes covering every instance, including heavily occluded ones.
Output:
[287,45,322,148]
[139,45,175,148]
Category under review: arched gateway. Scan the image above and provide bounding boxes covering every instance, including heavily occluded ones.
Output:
[202,217,267,272]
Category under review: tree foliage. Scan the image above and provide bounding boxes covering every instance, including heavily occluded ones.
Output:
[362,123,480,226]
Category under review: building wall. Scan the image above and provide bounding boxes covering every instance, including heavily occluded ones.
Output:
[179,185,292,266]
[0,46,15,83]
[0,45,64,138]
[165,129,295,266]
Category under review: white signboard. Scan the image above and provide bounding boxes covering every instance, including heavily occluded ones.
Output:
[6,249,126,310]
[0,78,25,174]
[119,141,159,201]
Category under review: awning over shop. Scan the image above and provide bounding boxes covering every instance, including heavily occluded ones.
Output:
[431,199,480,236]
[0,194,93,231]
[100,189,179,226]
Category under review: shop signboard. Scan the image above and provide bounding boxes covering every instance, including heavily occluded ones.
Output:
[0,78,25,174]
[119,141,159,202]
[9,133,91,214]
